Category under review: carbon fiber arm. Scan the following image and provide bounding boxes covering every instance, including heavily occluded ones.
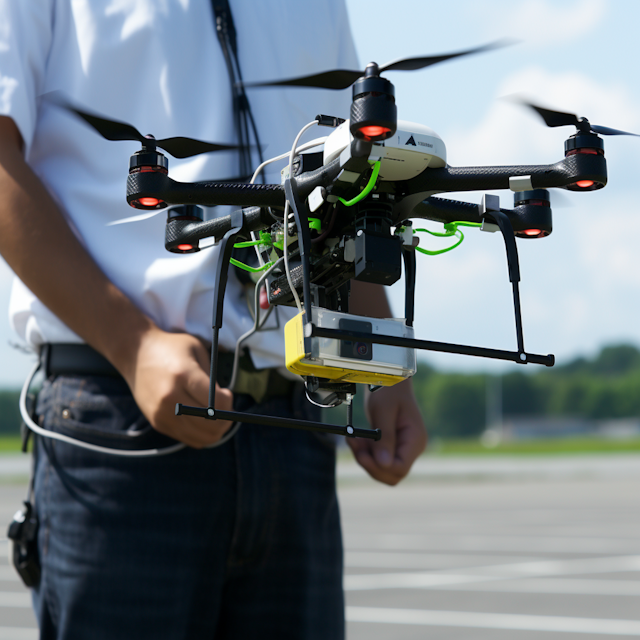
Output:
[394,153,607,219]
[127,157,342,209]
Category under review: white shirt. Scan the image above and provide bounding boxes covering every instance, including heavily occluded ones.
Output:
[0,0,358,368]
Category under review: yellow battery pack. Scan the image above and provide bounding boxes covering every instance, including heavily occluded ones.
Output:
[284,307,417,387]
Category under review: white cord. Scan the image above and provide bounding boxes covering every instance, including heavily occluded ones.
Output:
[248,135,327,266]
[20,361,240,457]
[304,388,340,409]
[283,120,319,314]
[249,136,327,186]
[228,255,291,391]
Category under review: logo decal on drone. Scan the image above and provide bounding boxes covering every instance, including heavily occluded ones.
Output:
[405,136,416,146]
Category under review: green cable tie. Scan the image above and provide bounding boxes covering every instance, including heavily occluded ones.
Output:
[414,228,464,255]
[308,218,322,232]
[233,230,273,250]
[229,257,274,273]
[412,219,482,256]
[337,161,381,207]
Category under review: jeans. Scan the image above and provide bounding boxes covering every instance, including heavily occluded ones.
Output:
[31,375,344,639]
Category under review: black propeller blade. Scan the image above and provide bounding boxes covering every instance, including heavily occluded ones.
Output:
[522,100,640,137]
[244,40,514,91]
[70,107,240,158]
[44,93,240,158]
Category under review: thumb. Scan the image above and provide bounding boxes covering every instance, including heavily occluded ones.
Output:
[367,402,397,467]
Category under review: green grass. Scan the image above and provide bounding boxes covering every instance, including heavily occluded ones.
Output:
[428,437,640,456]
[2,434,640,457]
[0,436,24,453]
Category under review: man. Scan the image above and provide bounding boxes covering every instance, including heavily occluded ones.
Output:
[0,1,426,637]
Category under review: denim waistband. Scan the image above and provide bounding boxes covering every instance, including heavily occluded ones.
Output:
[39,343,294,403]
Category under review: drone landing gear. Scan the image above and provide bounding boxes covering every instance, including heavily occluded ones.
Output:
[306,193,554,367]
[175,404,377,440]
[174,202,381,442]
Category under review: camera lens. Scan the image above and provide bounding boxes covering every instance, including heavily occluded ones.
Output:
[356,342,369,356]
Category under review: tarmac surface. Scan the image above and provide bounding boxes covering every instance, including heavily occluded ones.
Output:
[0,452,638,639]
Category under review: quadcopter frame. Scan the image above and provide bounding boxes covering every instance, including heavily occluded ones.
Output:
[124,130,608,440]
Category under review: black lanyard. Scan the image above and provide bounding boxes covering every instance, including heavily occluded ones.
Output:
[210,0,264,181]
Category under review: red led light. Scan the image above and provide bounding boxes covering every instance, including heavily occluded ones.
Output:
[177,244,193,251]
[358,125,391,139]
[138,197,160,207]
[576,180,594,188]
[523,229,542,237]
[259,286,270,310]
[566,148,600,156]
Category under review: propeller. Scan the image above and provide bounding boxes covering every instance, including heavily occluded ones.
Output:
[521,100,640,137]
[45,93,241,158]
[70,107,241,158]
[244,39,514,91]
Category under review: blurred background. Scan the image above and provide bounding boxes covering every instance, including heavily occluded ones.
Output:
[2,0,640,452]
[1,0,639,451]
[341,0,640,453]
[0,2,639,638]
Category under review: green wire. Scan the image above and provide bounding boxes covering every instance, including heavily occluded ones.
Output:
[337,161,381,207]
[229,257,274,273]
[413,221,482,256]
[233,231,272,249]
[232,231,274,271]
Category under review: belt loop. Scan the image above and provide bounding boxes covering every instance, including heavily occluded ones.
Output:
[40,344,51,379]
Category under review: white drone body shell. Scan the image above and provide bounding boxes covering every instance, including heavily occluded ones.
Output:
[323,119,447,181]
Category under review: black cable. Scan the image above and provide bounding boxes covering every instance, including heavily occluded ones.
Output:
[211,0,264,181]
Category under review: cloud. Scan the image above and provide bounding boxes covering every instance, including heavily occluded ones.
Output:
[494,0,606,46]
[442,66,639,167]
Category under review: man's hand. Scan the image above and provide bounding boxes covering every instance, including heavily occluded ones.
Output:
[348,280,427,484]
[0,116,232,449]
[120,328,234,449]
[347,380,426,485]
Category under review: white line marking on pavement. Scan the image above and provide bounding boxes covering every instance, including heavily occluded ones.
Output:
[0,591,31,608]
[344,555,640,591]
[476,554,640,577]
[346,606,640,635]
[345,573,501,591]
[437,577,640,597]
[0,567,20,582]
[344,551,536,569]
[0,628,37,640]
[344,532,640,554]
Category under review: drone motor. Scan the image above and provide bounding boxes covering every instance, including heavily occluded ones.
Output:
[564,132,605,191]
[349,63,397,142]
[128,141,169,210]
[512,189,552,238]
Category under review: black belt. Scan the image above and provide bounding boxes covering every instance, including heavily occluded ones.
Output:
[40,343,294,403]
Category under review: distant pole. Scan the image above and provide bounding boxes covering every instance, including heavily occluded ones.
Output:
[485,375,503,432]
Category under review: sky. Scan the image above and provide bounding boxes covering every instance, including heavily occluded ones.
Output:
[342,0,640,373]
[0,0,638,386]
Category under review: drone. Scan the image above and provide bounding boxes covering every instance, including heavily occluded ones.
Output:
[60,41,638,445]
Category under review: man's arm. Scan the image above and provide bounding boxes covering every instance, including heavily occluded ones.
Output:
[0,116,232,447]
[349,280,427,485]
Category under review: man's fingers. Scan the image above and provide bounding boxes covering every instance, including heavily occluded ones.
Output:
[352,446,405,486]
[366,397,398,468]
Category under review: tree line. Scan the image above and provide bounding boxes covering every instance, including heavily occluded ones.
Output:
[350,343,640,439]
[1,343,639,438]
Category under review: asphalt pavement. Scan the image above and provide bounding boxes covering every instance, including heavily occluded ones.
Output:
[0,453,638,639]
